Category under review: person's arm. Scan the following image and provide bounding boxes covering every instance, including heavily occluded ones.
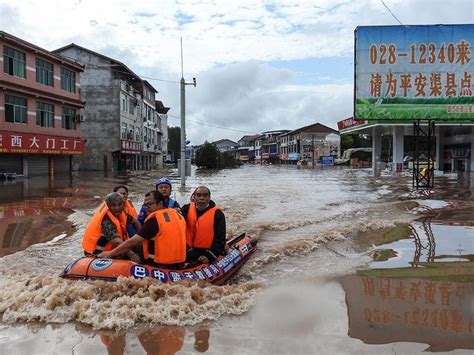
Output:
[131,216,141,231]
[99,235,145,259]
[126,212,142,231]
[137,206,147,224]
[209,210,226,258]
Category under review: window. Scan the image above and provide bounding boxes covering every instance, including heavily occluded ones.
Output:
[121,122,127,140]
[3,46,26,78]
[121,93,127,112]
[36,101,54,127]
[5,95,27,124]
[60,68,76,92]
[36,58,54,86]
[61,107,76,130]
[135,127,140,141]
[129,99,135,114]
[143,127,148,143]
[127,125,134,140]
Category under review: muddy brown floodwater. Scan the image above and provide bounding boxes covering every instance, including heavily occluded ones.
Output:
[0,166,473,354]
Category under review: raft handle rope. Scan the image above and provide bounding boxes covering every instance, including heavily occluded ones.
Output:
[227,233,246,247]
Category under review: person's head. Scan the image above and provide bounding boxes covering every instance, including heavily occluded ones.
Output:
[143,190,166,213]
[113,185,129,201]
[193,186,211,210]
[155,177,172,198]
[104,192,124,217]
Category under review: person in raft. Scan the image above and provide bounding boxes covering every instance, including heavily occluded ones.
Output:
[99,190,187,269]
[181,186,226,264]
[113,184,141,236]
[81,192,140,262]
[137,177,180,224]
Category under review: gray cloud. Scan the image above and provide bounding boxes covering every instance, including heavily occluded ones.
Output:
[150,61,352,143]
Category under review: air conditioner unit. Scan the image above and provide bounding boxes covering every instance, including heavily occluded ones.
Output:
[75,114,85,122]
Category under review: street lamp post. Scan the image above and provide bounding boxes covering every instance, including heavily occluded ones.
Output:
[179,38,196,190]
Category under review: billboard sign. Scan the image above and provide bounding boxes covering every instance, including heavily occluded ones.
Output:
[355,25,474,121]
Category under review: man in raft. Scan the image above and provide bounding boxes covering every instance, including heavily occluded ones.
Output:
[99,190,187,269]
[137,177,180,224]
[82,192,140,261]
[181,186,227,264]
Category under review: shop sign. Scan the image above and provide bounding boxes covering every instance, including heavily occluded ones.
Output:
[337,117,366,131]
[0,131,84,154]
[121,140,142,154]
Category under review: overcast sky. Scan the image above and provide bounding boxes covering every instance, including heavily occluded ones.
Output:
[1,0,472,144]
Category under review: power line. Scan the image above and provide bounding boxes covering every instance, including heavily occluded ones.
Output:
[168,114,259,134]
[58,54,180,84]
[380,0,403,25]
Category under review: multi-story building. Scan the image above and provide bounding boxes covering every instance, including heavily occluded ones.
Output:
[280,123,340,165]
[258,130,289,164]
[213,139,239,152]
[237,134,259,162]
[0,31,85,177]
[53,44,164,173]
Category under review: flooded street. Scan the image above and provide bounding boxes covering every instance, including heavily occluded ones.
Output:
[0,165,473,354]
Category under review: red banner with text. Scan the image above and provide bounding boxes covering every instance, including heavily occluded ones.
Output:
[0,131,85,155]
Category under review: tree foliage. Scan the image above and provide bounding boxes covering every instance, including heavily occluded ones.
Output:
[195,141,241,169]
[341,134,372,152]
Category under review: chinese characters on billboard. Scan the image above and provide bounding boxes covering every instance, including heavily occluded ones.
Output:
[354,25,474,121]
[0,131,85,154]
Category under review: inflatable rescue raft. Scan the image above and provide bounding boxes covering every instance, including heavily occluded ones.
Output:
[61,234,257,285]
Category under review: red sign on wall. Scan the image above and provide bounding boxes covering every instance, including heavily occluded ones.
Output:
[0,131,85,155]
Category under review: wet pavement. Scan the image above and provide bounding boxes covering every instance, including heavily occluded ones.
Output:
[0,166,473,354]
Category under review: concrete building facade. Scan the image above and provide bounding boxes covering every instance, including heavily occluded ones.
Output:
[237,134,259,162]
[0,31,85,177]
[53,44,164,173]
[280,123,340,165]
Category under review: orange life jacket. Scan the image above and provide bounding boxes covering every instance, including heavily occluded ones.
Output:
[81,202,128,254]
[124,199,137,218]
[186,203,220,249]
[143,208,187,264]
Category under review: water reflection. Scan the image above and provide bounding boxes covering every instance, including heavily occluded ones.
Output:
[342,212,474,351]
[99,326,210,355]
[368,218,474,269]
[339,274,474,352]
[0,198,77,256]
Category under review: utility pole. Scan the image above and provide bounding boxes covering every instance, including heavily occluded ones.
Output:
[179,37,196,190]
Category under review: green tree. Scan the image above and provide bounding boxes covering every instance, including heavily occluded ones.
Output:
[167,126,181,159]
[195,141,242,169]
[341,134,372,153]
[341,135,354,151]
[195,141,220,168]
